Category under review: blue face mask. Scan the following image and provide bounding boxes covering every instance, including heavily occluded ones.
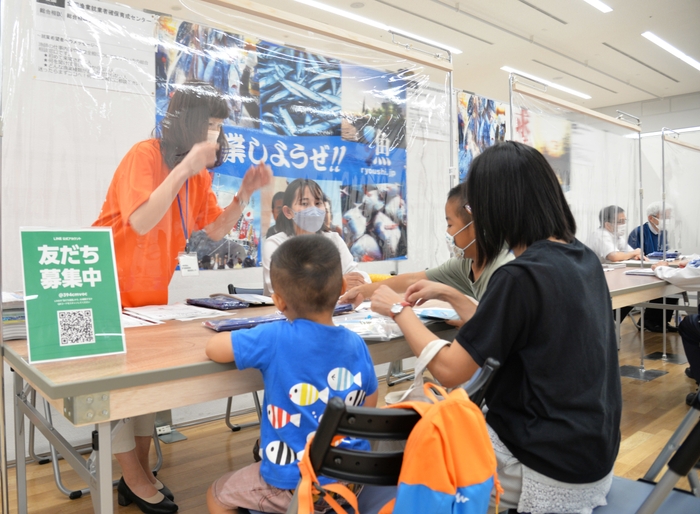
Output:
[293,206,326,233]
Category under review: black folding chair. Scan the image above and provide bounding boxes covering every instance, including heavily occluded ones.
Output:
[593,392,700,513]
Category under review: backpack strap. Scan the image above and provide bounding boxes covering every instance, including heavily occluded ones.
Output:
[297,438,360,514]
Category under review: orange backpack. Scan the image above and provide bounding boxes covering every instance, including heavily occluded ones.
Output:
[297,383,501,514]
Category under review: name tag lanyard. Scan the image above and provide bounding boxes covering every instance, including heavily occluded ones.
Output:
[177,180,190,252]
[176,180,199,276]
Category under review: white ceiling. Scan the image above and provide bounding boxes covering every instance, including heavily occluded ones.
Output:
[141,0,700,109]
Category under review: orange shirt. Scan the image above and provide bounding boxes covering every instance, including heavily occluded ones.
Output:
[93,139,223,307]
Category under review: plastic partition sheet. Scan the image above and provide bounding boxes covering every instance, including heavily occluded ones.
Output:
[663,136,700,255]
[1,0,451,297]
[510,90,640,254]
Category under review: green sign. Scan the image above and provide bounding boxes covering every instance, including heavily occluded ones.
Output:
[20,228,125,363]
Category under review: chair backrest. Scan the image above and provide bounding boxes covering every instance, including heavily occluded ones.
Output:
[228,284,265,296]
[464,357,500,406]
[308,396,420,486]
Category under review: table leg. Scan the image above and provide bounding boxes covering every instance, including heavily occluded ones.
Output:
[13,371,28,514]
[639,306,645,369]
[662,297,667,359]
[89,422,113,513]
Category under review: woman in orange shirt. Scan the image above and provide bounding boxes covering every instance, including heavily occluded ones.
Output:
[94,81,272,513]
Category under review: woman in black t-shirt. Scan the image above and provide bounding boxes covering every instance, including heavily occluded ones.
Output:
[371,141,622,513]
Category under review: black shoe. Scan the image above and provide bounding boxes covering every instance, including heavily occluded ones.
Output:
[253,438,262,462]
[686,367,694,379]
[686,391,698,406]
[117,477,178,514]
[644,322,677,333]
[157,482,174,502]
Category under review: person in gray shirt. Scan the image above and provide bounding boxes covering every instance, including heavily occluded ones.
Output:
[340,182,513,324]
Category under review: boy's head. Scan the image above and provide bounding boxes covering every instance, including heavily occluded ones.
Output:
[270,234,343,317]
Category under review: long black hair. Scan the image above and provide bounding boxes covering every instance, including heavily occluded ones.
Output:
[466,141,576,265]
[159,81,230,170]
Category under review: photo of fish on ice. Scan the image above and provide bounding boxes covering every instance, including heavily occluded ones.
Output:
[156,18,260,128]
[257,41,342,137]
[340,64,408,151]
[341,183,407,262]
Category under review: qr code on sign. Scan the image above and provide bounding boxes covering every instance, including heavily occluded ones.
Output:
[57,309,95,346]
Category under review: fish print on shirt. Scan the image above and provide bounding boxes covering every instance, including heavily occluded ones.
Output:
[345,389,366,407]
[267,405,302,429]
[289,382,329,406]
[327,367,362,391]
[265,440,297,465]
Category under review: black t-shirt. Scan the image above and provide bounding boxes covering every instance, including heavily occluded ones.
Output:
[457,239,622,484]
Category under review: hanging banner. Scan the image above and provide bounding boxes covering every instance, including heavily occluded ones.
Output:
[156,18,409,266]
[457,92,508,182]
[20,228,125,363]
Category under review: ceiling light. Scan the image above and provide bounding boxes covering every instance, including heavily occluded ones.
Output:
[501,66,592,99]
[626,126,700,138]
[642,31,700,72]
[581,0,613,13]
[293,0,462,54]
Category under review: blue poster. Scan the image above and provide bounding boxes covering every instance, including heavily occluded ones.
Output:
[156,18,408,265]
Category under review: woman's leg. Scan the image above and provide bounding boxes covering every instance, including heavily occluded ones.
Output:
[113,415,160,498]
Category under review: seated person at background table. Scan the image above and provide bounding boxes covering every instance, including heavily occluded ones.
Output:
[340,182,513,324]
[587,205,642,263]
[628,201,674,255]
[265,191,285,238]
[206,234,378,514]
[628,201,679,332]
[653,256,700,405]
[371,142,622,514]
[262,178,370,295]
[93,81,272,514]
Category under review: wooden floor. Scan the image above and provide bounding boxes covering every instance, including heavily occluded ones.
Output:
[5,317,699,513]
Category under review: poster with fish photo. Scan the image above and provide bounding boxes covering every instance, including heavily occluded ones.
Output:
[156,17,260,128]
[457,93,508,182]
[341,183,407,261]
[341,64,407,151]
[257,41,341,137]
[156,16,409,267]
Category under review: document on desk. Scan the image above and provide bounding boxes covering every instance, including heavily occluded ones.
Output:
[124,304,230,322]
[625,269,656,276]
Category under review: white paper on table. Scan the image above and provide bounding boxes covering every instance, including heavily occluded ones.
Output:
[123,303,229,322]
[121,312,163,328]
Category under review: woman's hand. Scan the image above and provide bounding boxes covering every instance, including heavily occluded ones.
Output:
[404,279,454,306]
[239,161,274,201]
[180,142,218,178]
[344,272,367,290]
[370,285,405,318]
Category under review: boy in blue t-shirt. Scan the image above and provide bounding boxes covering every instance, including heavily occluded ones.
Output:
[206,234,378,514]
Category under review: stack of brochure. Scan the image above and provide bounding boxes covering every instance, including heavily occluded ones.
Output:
[2,292,27,341]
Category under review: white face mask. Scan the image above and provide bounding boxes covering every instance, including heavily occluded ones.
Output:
[207,129,220,145]
[445,221,474,259]
[293,206,326,233]
[616,223,627,238]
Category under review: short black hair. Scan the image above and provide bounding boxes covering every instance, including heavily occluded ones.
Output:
[466,141,576,265]
[270,234,343,316]
[271,191,285,210]
[446,182,472,224]
[599,205,625,226]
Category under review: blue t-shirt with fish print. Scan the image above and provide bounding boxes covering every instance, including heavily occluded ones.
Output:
[231,318,378,489]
